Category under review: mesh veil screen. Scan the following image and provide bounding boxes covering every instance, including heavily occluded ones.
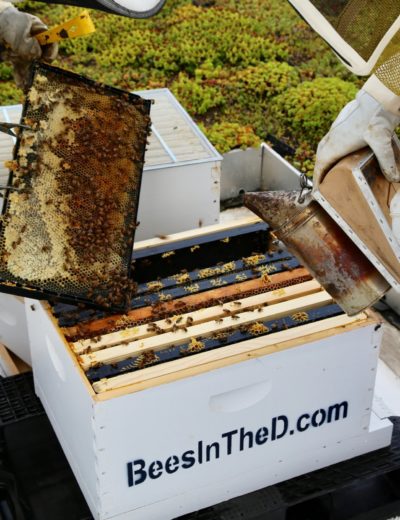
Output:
[310,0,400,61]
[0,63,151,309]
[375,34,400,94]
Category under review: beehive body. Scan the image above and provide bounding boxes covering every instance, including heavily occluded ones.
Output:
[0,294,30,364]
[26,220,393,520]
[134,89,222,241]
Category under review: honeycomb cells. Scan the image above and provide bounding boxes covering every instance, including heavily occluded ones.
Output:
[0,64,151,309]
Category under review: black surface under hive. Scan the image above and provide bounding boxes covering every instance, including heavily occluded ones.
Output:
[0,374,399,519]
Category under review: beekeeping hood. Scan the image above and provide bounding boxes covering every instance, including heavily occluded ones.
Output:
[288,0,400,76]
[41,0,165,18]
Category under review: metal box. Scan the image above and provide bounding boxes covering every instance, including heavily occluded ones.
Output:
[220,143,304,201]
[26,217,392,520]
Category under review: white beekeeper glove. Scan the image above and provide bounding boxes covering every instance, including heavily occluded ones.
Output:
[314,75,400,190]
[0,2,58,90]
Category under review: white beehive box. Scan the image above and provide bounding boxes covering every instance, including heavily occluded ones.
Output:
[26,218,393,520]
[0,89,222,240]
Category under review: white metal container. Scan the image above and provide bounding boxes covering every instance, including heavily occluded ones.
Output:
[25,217,393,520]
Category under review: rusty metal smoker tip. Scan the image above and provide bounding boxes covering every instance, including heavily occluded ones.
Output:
[244,191,311,230]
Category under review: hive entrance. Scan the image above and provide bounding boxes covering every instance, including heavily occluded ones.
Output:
[0,64,151,310]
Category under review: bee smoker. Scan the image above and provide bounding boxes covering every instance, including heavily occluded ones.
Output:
[244,191,390,316]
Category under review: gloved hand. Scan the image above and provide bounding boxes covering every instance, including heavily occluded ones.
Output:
[314,79,400,189]
[0,4,58,90]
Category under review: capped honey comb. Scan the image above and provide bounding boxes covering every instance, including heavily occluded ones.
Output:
[0,63,151,309]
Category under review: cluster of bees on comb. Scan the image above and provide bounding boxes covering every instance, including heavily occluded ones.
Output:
[0,66,151,309]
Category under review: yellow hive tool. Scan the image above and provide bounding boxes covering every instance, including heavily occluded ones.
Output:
[35,10,95,46]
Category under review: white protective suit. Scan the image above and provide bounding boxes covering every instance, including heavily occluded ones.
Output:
[288,1,400,185]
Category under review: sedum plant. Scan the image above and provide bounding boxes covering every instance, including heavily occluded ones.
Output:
[1,0,362,174]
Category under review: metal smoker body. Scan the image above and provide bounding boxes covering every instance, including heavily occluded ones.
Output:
[244,191,389,316]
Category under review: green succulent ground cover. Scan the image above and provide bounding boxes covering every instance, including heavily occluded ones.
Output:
[2,0,362,174]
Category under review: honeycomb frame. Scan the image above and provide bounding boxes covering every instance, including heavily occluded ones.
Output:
[0,63,151,310]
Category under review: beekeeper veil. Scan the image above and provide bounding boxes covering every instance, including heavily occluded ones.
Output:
[288,0,400,77]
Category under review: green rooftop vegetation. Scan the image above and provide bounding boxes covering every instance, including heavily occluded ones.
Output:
[2,0,363,174]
